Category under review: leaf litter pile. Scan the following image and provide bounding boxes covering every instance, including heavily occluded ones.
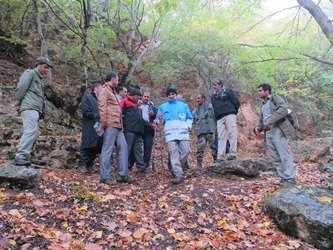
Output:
[0,146,330,249]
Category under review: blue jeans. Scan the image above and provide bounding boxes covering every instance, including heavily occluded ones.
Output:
[100,127,128,180]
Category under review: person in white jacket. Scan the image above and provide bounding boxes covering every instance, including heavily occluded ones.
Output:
[157,85,193,184]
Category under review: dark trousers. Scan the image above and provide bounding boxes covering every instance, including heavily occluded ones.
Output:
[143,132,154,168]
[125,132,145,172]
[80,147,100,167]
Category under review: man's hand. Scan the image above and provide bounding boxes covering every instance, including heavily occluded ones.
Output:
[16,105,21,115]
[158,113,163,121]
[253,126,262,135]
[150,120,156,129]
[265,123,273,131]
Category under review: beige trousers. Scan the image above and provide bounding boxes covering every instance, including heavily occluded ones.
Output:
[216,114,237,159]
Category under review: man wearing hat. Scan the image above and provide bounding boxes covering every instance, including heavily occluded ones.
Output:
[120,86,146,173]
[14,56,52,166]
[157,85,193,184]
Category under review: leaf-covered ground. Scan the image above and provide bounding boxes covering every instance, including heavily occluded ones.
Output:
[1,148,331,250]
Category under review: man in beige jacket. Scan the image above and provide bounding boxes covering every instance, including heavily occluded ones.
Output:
[97,71,132,185]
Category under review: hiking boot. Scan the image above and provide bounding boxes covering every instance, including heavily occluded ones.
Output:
[226,154,237,161]
[212,158,226,166]
[171,176,184,185]
[14,157,31,166]
[117,176,134,184]
[100,179,117,185]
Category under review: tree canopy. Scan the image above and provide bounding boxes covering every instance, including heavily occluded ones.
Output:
[0,0,332,116]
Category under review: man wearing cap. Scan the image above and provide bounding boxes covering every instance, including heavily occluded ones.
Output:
[157,85,193,184]
[120,87,146,173]
[14,56,52,166]
[96,71,133,185]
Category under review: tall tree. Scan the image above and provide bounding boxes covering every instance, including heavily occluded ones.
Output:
[32,0,52,84]
[297,0,333,46]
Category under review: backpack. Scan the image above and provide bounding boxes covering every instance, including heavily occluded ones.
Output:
[271,94,298,129]
[286,108,297,127]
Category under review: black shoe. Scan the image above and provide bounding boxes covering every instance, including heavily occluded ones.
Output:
[226,154,237,161]
[15,158,31,166]
[100,179,117,185]
[171,176,184,184]
[117,176,134,184]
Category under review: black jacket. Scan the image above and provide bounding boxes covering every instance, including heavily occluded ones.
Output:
[122,98,145,134]
[80,92,102,150]
[211,86,240,120]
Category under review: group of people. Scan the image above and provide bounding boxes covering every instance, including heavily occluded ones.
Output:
[14,57,296,186]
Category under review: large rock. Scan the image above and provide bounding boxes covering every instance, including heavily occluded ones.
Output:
[0,163,40,188]
[208,157,274,177]
[264,186,333,249]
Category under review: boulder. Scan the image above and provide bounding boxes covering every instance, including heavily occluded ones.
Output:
[264,186,333,250]
[0,163,40,188]
[208,157,274,177]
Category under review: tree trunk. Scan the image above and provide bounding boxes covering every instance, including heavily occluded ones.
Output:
[32,0,53,84]
[81,0,91,84]
[297,0,333,45]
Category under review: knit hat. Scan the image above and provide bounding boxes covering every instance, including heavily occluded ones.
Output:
[36,56,52,68]
[130,87,142,96]
[165,85,177,96]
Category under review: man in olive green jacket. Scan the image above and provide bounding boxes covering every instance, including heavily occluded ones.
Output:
[15,57,52,166]
[192,93,217,169]
[254,83,296,186]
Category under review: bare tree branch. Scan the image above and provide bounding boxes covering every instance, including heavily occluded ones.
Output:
[243,5,300,34]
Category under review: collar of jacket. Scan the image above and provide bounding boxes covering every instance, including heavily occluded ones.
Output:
[34,68,43,79]
[261,94,273,105]
[167,98,177,104]
[122,96,138,108]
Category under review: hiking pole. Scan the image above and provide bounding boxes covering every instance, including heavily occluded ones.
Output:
[151,125,157,172]
[158,121,165,177]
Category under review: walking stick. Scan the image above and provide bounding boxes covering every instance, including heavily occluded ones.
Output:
[151,125,157,172]
[158,121,165,177]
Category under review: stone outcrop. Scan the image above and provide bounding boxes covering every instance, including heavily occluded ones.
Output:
[0,163,40,188]
[208,157,274,177]
[264,186,333,250]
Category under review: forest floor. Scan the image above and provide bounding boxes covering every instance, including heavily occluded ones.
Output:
[0,143,331,249]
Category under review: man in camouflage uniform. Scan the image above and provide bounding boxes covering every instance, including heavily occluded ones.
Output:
[192,93,217,170]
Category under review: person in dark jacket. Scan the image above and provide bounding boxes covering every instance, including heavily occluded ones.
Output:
[211,77,240,161]
[120,87,146,173]
[78,82,102,174]
[140,91,157,169]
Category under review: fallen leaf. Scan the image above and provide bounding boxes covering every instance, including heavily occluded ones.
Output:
[77,205,88,212]
[95,231,103,239]
[117,229,132,238]
[8,209,22,218]
[133,228,147,239]
[102,221,118,231]
[317,195,332,203]
[44,188,54,194]
[127,212,139,223]
[85,243,103,250]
